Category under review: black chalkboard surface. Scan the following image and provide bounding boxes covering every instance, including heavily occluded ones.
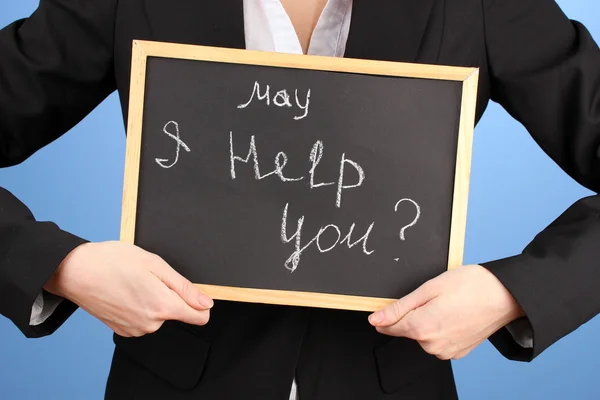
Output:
[121,40,479,311]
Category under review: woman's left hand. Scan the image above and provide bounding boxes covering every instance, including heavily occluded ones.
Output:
[368,264,525,360]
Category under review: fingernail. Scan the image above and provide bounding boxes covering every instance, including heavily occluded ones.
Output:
[369,311,384,325]
[198,295,214,308]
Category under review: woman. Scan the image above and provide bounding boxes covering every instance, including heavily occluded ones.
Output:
[1,0,599,399]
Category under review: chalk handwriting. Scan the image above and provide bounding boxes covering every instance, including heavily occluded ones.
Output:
[237,81,270,107]
[309,141,335,189]
[280,202,306,271]
[273,90,292,107]
[316,224,342,253]
[341,222,375,254]
[237,81,311,120]
[155,121,191,169]
[230,133,364,207]
[229,132,304,182]
[281,202,375,272]
[336,154,365,208]
[394,198,421,240]
[294,88,310,120]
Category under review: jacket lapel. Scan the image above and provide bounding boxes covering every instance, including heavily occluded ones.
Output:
[345,0,437,63]
[142,0,246,49]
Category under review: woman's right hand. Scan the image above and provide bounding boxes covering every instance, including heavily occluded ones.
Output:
[43,241,213,337]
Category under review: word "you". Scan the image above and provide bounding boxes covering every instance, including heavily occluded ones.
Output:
[281,202,375,272]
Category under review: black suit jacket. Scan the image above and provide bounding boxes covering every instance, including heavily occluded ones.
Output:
[1,1,599,399]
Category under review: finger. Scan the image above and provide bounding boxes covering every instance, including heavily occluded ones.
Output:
[418,339,445,357]
[167,290,211,326]
[369,282,437,327]
[111,324,152,338]
[151,257,213,310]
[452,338,486,360]
[375,307,427,340]
[110,326,132,338]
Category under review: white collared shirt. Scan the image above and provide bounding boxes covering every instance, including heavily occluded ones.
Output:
[244,0,352,57]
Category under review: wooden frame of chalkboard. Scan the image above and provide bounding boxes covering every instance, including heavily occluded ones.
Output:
[120,40,479,312]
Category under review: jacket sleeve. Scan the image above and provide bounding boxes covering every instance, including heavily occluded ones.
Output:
[0,0,118,338]
[480,0,600,361]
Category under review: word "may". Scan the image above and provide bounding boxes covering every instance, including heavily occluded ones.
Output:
[237,81,311,121]
[230,132,365,209]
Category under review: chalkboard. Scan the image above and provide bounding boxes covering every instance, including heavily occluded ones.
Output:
[120,40,479,312]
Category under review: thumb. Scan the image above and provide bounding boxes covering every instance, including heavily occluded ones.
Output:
[369,282,436,327]
[167,290,211,326]
[153,262,213,310]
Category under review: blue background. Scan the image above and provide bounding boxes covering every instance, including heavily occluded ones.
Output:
[0,1,599,399]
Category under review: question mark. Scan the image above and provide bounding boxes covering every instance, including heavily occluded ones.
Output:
[394,198,421,241]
